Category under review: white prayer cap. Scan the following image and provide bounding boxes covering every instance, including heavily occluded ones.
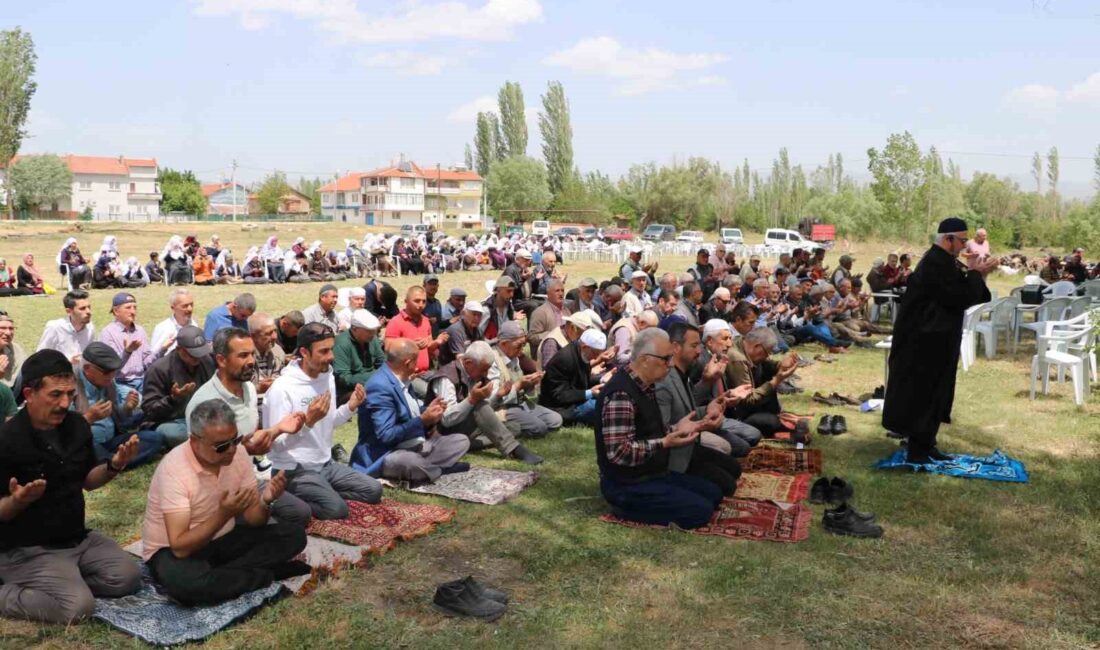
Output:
[582,309,604,329]
[350,309,380,330]
[463,301,485,314]
[631,270,648,280]
[712,287,731,301]
[628,245,643,254]
[516,249,533,259]
[565,312,595,330]
[702,319,731,341]
[580,329,607,351]
[348,287,366,298]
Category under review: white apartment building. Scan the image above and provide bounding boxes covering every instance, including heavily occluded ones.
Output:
[1,155,161,221]
[320,161,484,228]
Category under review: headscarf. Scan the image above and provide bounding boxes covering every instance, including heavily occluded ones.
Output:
[261,236,283,261]
[101,235,117,253]
[162,235,185,261]
[243,246,260,267]
[59,237,78,260]
[0,258,8,284]
[215,249,232,273]
[21,253,43,284]
[124,256,147,281]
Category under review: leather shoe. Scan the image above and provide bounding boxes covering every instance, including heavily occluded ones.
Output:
[830,416,848,435]
[433,581,506,621]
[810,478,830,504]
[330,443,350,464]
[462,576,508,604]
[828,477,854,503]
[928,447,954,461]
[905,451,932,464]
[817,415,833,436]
[510,444,543,465]
[823,503,883,538]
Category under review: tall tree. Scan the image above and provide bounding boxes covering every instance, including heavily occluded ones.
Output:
[255,171,291,214]
[7,154,71,214]
[867,131,925,236]
[485,156,551,219]
[0,28,38,219]
[539,81,574,198]
[497,81,527,158]
[488,111,508,162]
[159,167,206,216]
[834,152,844,192]
[1031,151,1043,194]
[1092,144,1100,192]
[1047,146,1060,219]
[474,112,496,177]
[464,143,474,171]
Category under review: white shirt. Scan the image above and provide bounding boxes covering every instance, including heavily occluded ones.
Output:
[262,361,352,471]
[37,317,96,361]
[151,316,197,356]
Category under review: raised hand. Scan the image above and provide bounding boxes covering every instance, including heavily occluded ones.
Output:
[520,371,544,389]
[664,413,701,448]
[725,383,754,404]
[262,471,287,504]
[124,338,142,354]
[123,390,140,412]
[111,435,142,470]
[467,380,493,404]
[415,337,432,350]
[244,428,276,456]
[161,334,176,352]
[305,392,331,427]
[420,397,446,427]
[0,355,9,376]
[8,477,47,505]
[85,399,113,423]
[220,487,257,518]
[701,354,727,383]
[347,383,366,411]
[170,382,197,400]
[495,380,513,399]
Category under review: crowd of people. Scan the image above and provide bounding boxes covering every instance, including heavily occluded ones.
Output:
[0,224,1088,626]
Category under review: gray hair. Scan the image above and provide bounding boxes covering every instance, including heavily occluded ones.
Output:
[659,272,678,286]
[603,284,623,299]
[189,399,237,438]
[636,310,659,327]
[631,327,669,361]
[247,311,275,331]
[677,272,694,285]
[281,310,305,327]
[461,340,496,366]
[752,278,769,289]
[168,287,191,307]
[546,279,564,292]
[744,327,777,350]
[385,338,419,364]
[232,292,257,311]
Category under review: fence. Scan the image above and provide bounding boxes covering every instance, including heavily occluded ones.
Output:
[558,241,777,266]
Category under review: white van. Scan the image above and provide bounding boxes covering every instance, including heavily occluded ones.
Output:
[720,228,744,245]
[531,220,551,237]
[764,228,823,253]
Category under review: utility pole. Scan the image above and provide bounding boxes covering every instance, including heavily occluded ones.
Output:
[231,159,239,222]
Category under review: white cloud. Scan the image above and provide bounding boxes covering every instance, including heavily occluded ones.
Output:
[1065,72,1100,106]
[1003,83,1060,115]
[192,0,542,43]
[360,51,448,76]
[446,96,499,123]
[543,36,728,95]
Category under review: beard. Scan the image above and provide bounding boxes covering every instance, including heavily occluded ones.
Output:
[232,365,256,382]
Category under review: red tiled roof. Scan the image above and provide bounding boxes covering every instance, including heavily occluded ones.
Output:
[201,182,230,197]
[7,154,158,176]
[319,173,366,192]
[358,163,482,182]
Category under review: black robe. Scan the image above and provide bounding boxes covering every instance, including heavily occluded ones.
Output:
[882,245,990,450]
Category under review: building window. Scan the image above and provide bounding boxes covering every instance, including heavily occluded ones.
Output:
[79,181,91,190]
[109,205,121,215]
[400,177,415,188]
[108,181,121,191]
[137,205,148,214]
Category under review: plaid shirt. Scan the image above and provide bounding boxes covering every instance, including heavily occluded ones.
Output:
[600,367,661,467]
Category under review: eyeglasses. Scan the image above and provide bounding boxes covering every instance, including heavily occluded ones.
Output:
[210,435,244,454]
[643,353,674,364]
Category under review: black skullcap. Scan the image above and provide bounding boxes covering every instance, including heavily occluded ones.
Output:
[20,349,74,385]
[937,217,968,234]
[318,283,338,296]
[83,342,123,371]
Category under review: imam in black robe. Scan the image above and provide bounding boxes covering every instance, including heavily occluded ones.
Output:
[882,244,990,455]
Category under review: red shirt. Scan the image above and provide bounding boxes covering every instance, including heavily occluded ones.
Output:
[385,310,433,372]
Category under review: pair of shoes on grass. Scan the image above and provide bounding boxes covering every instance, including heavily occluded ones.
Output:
[812,478,883,538]
[433,576,509,621]
[816,415,848,435]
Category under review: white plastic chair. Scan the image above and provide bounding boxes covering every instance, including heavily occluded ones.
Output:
[1046,313,1098,386]
[973,296,1017,359]
[1083,280,1100,304]
[1030,326,1091,406]
[1043,280,1076,298]
[1066,296,1091,319]
[1015,296,1072,350]
[960,303,989,371]
[1023,274,1044,286]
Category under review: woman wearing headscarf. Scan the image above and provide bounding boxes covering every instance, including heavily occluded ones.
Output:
[0,258,32,296]
[120,256,149,288]
[192,246,216,285]
[284,249,312,283]
[59,238,92,289]
[215,249,243,284]
[92,247,121,289]
[162,235,192,285]
[307,240,338,282]
[260,235,287,283]
[16,253,47,294]
[205,234,223,258]
[100,235,118,255]
[328,250,350,280]
[242,247,270,284]
[291,236,307,256]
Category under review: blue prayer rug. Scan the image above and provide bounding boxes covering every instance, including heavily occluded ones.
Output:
[93,561,288,646]
[874,448,1029,483]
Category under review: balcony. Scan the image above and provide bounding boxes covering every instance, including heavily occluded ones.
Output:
[128,192,162,201]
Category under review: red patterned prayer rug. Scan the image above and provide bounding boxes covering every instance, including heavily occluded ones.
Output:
[736,471,812,503]
[599,498,811,543]
[740,447,823,475]
[306,499,455,553]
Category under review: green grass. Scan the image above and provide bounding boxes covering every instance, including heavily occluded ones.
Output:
[0,222,1097,649]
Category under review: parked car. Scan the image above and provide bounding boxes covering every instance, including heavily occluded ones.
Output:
[763,228,824,253]
[581,226,600,241]
[604,227,636,243]
[554,226,583,238]
[531,220,551,237]
[676,230,704,244]
[399,224,431,238]
[720,228,744,245]
[642,224,676,241]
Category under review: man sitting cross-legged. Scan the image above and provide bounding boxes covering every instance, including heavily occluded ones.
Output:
[488,321,562,439]
[142,399,308,606]
[0,350,142,624]
[263,323,381,519]
[726,327,799,438]
[351,339,470,483]
[538,328,610,427]
[141,325,216,448]
[427,341,543,465]
[596,328,740,530]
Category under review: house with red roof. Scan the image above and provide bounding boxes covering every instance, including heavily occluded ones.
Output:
[1,154,161,220]
[201,181,249,216]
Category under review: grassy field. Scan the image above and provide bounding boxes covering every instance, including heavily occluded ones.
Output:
[0,222,1097,649]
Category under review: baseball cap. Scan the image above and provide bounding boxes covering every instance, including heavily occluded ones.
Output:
[697,248,710,257]
[463,301,485,314]
[112,292,136,308]
[494,276,516,289]
[449,287,468,298]
[350,309,381,330]
[423,274,439,284]
[83,342,122,371]
[177,325,212,357]
[579,329,607,350]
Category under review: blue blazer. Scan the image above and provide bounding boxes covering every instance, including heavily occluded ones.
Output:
[350,364,426,476]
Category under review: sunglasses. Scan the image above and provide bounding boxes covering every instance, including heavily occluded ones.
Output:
[643,353,674,364]
[210,435,244,454]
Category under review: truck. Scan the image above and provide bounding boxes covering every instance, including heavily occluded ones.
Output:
[797,217,836,246]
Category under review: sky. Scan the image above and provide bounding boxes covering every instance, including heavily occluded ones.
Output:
[7,0,1100,196]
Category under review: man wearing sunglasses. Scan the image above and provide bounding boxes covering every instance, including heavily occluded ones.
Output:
[142,399,309,606]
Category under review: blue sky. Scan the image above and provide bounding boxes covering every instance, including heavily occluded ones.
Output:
[7,0,1100,195]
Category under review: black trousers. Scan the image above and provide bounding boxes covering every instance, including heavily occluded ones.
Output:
[148,522,306,606]
[687,445,742,496]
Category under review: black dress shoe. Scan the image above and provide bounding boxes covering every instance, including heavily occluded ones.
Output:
[510,444,543,465]
[848,505,876,522]
[830,416,848,435]
[462,576,508,604]
[433,581,506,620]
[928,447,954,462]
[828,477,854,504]
[331,443,350,464]
[441,462,471,475]
[817,415,833,436]
[810,478,830,504]
[271,560,313,581]
[792,419,810,444]
[905,451,932,464]
[823,503,883,538]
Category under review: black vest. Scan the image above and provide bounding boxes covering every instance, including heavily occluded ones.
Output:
[424,361,469,405]
[594,370,669,483]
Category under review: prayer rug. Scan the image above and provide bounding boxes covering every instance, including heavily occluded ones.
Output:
[599,498,811,543]
[741,447,823,475]
[736,471,811,503]
[306,498,455,551]
[404,466,538,505]
[94,561,287,647]
[875,448,1029,483]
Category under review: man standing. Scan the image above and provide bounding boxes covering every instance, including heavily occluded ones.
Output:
[187,328,313,527]
[99,293,164,393]
[386,286,449,376]
[883,218,996,463]
[302,284,341,332]
[142,326,216,447]
[203,293,257,341]
[263,323,381,519]
[619,245,656,283]
[0,315,24,389]
[0,350,143,623]
[961,227,991,271]
[150,288,197,355]
[333,310,385,405]
[37,290,96,364]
